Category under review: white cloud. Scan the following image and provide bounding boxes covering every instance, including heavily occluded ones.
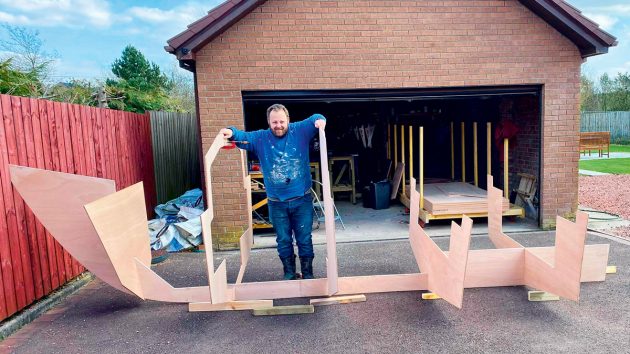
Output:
[50,57,111,81]
[601,60,630,78]
[128,2,211,25]
[128,7,172,23]
[0,11,30,24]
[122,2,214,40]
[0,0,113,28]
[0,0,216,35]
[597,5,630,16]
[583,13,618,31]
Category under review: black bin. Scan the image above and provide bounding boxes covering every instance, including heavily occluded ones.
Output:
[362,180,391,210]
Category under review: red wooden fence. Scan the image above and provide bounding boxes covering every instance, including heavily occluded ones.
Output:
[0,94,156,321]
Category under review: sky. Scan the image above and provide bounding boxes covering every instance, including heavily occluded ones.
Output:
[0,0,224,81]
[0,0,628,83]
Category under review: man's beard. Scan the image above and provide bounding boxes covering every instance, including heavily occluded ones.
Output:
[272,127,287,137]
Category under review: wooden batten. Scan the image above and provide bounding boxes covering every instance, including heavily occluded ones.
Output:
[461,122,466,183]
[401,125,406,196]
[473,122,478,187]
[310,294,366,306]
[486,122,491,177]
[451,122,455,180]
[189,300,273,312]
[252,305,315,316]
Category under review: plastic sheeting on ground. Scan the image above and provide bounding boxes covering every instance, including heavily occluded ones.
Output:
[149,189,205,252]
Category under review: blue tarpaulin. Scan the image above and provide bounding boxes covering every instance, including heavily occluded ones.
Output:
[149,189,205,252]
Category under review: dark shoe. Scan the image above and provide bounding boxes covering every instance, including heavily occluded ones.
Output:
[280,255,297,280]
[300,257,314,279]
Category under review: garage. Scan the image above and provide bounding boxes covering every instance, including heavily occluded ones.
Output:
[165,0,616,247]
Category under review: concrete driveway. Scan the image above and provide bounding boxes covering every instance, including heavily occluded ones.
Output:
[2,231,629,353]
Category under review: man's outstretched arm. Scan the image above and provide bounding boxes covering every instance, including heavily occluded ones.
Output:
[220,127,255,152]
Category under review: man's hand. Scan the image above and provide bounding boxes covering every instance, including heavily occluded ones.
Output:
[314,119,326,130]
[220,128,233,139]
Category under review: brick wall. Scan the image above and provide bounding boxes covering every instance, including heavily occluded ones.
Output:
[195,0,582,245]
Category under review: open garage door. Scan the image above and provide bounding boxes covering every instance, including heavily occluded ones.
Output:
[242,85,543,226]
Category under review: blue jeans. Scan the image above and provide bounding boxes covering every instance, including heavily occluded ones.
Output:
[268,194,314,259]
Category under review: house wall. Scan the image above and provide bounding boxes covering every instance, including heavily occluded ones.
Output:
[195,0,582,246]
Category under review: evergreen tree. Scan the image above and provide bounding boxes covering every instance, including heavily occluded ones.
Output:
[106,45,173,113]
[110,45,169,91]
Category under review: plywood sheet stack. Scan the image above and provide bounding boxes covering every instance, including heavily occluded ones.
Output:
[420,182,509,215]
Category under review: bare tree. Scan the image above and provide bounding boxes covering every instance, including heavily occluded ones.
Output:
[166,61,196,113]
[0,24,57,81]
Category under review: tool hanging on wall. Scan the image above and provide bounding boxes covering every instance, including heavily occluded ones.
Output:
[359,126,367,148]
[352,124,375,149]
[366,125,375,148]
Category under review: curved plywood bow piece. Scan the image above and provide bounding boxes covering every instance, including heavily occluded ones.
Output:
[9,165,210,302]
[8,165,125,293]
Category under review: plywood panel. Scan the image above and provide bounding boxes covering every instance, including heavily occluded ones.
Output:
[200,208,230,304]
[524,212,588,301]
[83,182,150,297]
[408,177,471,308]
[8,165,128,294]
[486,175,523,249]
[202,133,225,216]
[527,244,609,282]
[235,161,253,284]
[462,248,525,287]
[318,127,338,295]
[232,274,428,301]
[422,182,509,215]
[211,260,229,304]
[229,242,609,303]
[134,259,210,303]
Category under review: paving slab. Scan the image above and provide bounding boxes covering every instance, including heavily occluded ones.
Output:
[2,231,629,354]
[579,169,610,176]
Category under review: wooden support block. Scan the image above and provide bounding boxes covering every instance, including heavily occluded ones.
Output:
[422,293,441,300]
[310,294,366,306]
[189,300,273,312]
[606,265,617,274]
[252,305,315,316]
[528,291,560,302]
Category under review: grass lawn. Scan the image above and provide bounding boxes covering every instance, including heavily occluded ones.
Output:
[610,144,630,153]
[579,158,630,174]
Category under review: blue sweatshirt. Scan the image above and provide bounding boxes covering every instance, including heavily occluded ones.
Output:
[229,114,326,201]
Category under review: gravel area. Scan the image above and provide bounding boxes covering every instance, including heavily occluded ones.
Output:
[579,175,630,239]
